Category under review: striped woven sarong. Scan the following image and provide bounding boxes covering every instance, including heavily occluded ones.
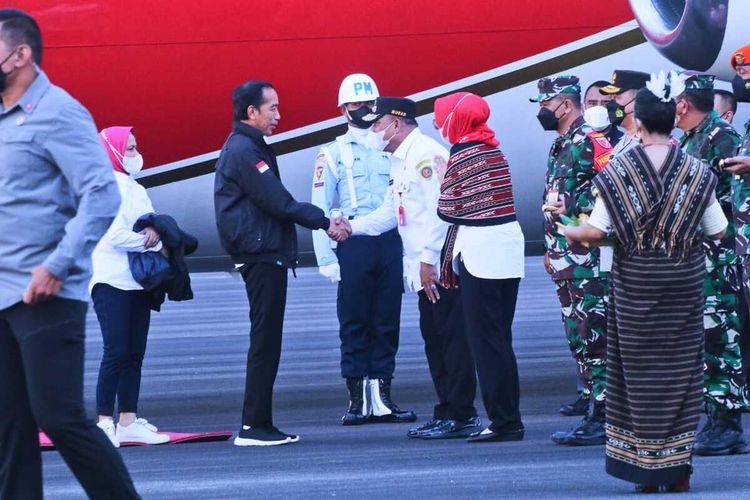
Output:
[605,247,705,486]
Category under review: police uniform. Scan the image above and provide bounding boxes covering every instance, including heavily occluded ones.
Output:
[678,72,747,455]
[531,75,612,445]
[310,77,406,425]
[351,97,478,436]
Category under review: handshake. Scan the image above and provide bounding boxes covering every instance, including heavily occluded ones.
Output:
[326,214,352,242]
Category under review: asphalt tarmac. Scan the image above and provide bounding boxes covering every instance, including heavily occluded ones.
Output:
[43,257,750,499]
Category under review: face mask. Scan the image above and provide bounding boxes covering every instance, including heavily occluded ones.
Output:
[437,93,473,143]
[346,105,373,129]
[123,153,144,174]
[537,101,564,131]
[605,99,629,127]
[732,74,750,103]
[0,49,17,93]
[583,105,610,132]
[368,121,396,151]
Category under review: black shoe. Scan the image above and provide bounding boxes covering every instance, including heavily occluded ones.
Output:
[422,417,482,440]
[553,404,605,446]
[368,378,417,423]
[467,427,524,443]
[407,419,447,438]
[233,425,299,447]
[342,377,370,426]
[559,394,590,416]
[693,409,747,456]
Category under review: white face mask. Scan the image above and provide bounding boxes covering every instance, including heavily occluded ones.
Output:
[122,153,144,174]
[583,105,610,132]
[367,120,396,151]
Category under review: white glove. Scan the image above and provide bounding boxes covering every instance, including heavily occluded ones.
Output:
[319,263,341,283]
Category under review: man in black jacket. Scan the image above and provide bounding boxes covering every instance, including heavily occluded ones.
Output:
[214,80,334,446]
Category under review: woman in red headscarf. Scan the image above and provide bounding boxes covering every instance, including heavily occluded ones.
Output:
[434,92,526,442]
[90,127,169,447]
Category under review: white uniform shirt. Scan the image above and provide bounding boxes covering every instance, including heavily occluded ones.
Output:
[350,128,449,292]
[90,171,161,291]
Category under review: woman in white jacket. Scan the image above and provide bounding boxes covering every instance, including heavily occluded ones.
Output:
[91,126,168,447]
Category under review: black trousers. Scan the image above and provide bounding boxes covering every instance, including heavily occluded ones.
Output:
[336,229,403,378]
[418,287,477,421]
[240,262,288,428]
[459,260,523,433]
[0,299,139,500]
[92,284,152,416]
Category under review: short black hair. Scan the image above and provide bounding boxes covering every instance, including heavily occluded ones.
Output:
[681,88,714,113]
[232,80,274,121]
[401,117,418,126]
[714,89,737,114]
[585,80,611,97]
[634,87,676,136]
[0,9,42,66]
[557,92,581,109]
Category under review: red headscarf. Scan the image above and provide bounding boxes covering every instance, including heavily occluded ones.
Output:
[99,126,134,174]
[433,92,499,147]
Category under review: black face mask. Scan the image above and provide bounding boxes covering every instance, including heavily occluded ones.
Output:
[605,98,631,127]
[537,101,564,131]
[0,50,17,94]
[346,105,374,129]
[732,74,750,103]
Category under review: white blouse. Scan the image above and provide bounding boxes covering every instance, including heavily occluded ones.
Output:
[587,197,727,238]
[90,172,161,291]
[452,221,526,280]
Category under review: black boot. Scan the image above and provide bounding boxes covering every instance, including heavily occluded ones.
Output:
[559,394,590,416]
[693,404,716,446]
[368,378,417,423]
[552,402,606,446]
[693,408,747,456]
[341,377,370,426]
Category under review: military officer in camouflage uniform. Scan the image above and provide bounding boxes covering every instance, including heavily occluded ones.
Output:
[676,72,747,455]
[724,44,750,401]
[531,75,613,446]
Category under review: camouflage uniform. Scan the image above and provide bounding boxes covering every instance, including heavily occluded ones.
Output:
[542,113,611,403]
[732,119,750,385]
[680,109,747,411]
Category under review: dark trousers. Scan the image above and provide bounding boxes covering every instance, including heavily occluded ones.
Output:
[0,299,139,500]
[418,287,477,421]
[336,229,403,378]
[92,284,152,416]
[459,260,523,433]
[240,262,288,428]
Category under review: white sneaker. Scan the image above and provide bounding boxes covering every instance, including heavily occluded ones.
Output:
[116,419,169,445]
[97,419,120,448]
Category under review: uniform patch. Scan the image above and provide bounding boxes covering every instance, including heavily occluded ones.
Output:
[256,161,270,174]
[416,159,433,179]
[314,182,324,188]
[315,165,323,179]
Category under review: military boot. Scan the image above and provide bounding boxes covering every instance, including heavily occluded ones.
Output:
[693,404,716,446]
[341,377,370,425]
[552,402,606,446]
[368,378,417,423]
[693,409,747,456]
[559,394,590,416]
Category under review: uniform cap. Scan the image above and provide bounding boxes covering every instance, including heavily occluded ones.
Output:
[529,75,581,102]
[678,71,715,91]
[362,97,417,122]
[599,70,650,94]
[731,44,750,69]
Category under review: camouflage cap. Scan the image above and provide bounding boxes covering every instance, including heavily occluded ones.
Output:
[529,75,581,102]
[679,71,715,90]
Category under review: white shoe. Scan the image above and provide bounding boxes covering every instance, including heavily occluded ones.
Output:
[116,419,169,445]
[97,419,120,448]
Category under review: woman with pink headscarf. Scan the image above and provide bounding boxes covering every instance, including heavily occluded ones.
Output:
[90,127,169,447]
[433,92,526,443]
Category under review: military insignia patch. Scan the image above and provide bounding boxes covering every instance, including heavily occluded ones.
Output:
[315,165,323,179]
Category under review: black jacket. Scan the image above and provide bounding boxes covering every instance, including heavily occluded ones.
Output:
[130,213,198,311]
[214,121,329,268]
